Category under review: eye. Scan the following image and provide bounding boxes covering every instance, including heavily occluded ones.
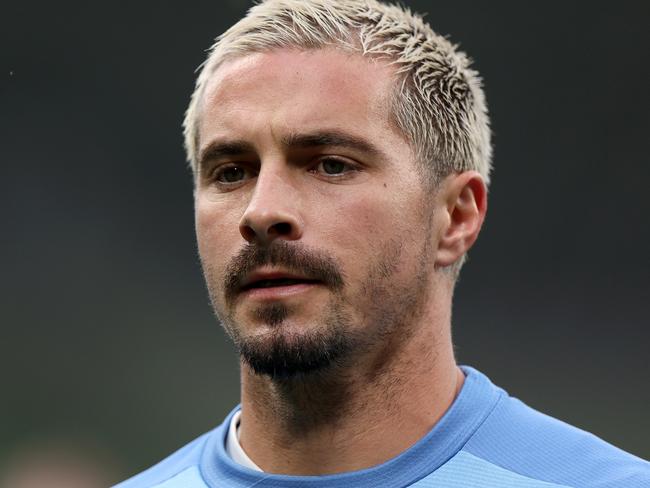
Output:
[314,157,356,176]
[213,164,254,184]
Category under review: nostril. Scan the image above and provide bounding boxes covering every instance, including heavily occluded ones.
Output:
[239,221,294,243]
[270,222,292,236]
[240,225,257,242]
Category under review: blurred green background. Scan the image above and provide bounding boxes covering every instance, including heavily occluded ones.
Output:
[2,0,649,484]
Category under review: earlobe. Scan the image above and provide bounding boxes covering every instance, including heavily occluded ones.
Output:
[435,171,488,268]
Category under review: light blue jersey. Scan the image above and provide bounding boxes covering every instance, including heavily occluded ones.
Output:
[115,367,650,487]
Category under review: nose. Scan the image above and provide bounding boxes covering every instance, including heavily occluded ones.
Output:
[238,168,303,245]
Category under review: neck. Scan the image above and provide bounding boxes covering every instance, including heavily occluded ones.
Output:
[237,286,463,475]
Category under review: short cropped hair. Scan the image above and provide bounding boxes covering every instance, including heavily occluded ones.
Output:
[183,0,492,187]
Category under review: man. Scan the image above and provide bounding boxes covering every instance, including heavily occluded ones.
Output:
[116,0,650,486]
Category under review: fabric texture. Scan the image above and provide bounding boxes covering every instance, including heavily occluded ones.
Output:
[226,410,262,471]
[114,367,650,487]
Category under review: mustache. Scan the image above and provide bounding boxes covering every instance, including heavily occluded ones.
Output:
[223,241,345,303]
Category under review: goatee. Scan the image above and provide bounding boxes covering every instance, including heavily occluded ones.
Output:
[214,241,354,380]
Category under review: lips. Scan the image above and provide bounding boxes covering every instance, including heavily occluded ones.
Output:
[223,243,345,304]
[239,271,321,293]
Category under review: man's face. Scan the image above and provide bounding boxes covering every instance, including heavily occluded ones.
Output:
[195,48,439,379]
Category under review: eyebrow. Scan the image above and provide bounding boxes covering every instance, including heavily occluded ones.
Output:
[281,130,384,159]
[198,130,385,170]
[198,140,256,170]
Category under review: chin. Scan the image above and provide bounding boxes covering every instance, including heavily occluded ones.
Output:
[233,309,357,380]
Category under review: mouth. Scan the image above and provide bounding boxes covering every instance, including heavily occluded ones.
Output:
[241,277,320,291]
[238,272,323,300]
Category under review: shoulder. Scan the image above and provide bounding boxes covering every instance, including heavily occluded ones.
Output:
[463,384,650,487]
[112,432,212,488]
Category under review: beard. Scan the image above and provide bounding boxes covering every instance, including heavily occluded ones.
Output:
[235,302,357,380]
[201,237,431,382]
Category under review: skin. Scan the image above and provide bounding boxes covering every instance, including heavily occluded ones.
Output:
[195,48,487,475]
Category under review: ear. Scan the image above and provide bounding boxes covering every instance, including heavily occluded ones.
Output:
[435,171,488,268]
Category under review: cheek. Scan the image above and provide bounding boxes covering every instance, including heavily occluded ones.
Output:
[316,193,412,269]
[195,199,245,273]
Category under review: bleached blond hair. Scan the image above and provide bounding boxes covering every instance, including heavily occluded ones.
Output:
[183,0,492,187]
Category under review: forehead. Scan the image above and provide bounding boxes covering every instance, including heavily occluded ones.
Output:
[197,48,404,151]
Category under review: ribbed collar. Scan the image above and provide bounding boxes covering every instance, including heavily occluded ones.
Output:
[200,366,502,488]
